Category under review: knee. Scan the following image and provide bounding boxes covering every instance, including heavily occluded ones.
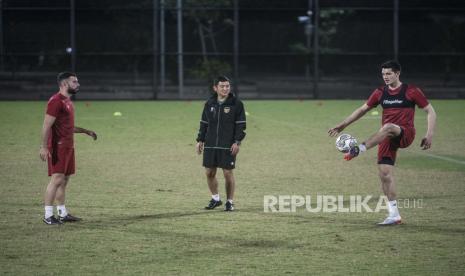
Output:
[223,169,234,179]
[378,168,392,182]
[51,174,66,186]
[205,169,216,179]
[380,123,399,137]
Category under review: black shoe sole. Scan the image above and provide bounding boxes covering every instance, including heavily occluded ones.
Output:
[59,219,81,223]
[43,219,62,225]
[205,205,222,210]
[59,217,82,223]
[205,202,223,210]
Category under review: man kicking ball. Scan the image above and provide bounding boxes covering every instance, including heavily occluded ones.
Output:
[328,60,437,225]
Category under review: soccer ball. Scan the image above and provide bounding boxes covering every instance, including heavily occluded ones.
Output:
[335,133,357,153]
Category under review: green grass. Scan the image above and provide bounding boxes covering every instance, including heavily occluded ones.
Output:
[1,100,464,275]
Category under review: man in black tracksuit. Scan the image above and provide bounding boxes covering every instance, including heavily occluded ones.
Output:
[196,76,246,211]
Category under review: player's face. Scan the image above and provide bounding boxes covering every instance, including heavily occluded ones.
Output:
[381,68,400,86]
[65,76,80,95]
[213,81,230,98]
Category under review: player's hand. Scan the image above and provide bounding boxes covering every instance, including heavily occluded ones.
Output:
[230,143,240,156]
[86,130,97,140]
[328,124,345,137]
[420,136,432,150]
[196,142,204,155]
[39,147,51,161]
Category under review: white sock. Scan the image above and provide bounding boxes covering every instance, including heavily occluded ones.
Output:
[388,200,400,218]
[359,143,367,152]
[57,205,68,217]
[212,194,220,201]
[45,206,54,219]
[227,199,233,204]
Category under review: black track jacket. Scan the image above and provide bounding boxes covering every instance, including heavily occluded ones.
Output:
[196,93,246,149]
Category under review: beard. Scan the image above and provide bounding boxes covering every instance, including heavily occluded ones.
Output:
[68,87,79,95]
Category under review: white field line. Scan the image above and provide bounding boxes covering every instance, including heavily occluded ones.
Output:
[410,151,465,166]
[255,114,465,166]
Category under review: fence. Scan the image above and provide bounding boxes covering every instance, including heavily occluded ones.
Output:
[1,0,464,99]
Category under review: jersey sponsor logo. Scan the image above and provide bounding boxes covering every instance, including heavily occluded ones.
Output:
[224,107,230,113]
[383,99,403,105]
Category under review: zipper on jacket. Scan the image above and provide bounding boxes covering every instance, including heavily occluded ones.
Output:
[216,103,221,146]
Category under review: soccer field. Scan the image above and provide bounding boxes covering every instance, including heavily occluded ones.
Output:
[1,100,464,275]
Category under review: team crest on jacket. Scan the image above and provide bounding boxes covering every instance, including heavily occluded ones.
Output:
[224,107,230,113]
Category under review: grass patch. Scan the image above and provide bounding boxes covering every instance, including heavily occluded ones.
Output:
[0,100,464,275]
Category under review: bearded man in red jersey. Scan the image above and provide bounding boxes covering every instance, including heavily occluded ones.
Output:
[39,72,97,225]
[329,60,437,226]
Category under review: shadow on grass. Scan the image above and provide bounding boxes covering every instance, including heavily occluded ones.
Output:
[74,210,216,228]
[313,215,465,235]
[243,205,465,235]
[56,208,311,250]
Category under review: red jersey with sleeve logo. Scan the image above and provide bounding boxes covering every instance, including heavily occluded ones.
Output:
[46,93,74,148]
[366,84,429,129]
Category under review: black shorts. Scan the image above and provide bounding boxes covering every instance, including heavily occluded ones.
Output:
[203,148,236,169]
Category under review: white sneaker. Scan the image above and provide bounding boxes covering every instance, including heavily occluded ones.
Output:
[377,216,402,226]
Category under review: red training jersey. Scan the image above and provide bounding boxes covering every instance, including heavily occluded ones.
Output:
[46,93,75,148]
[366,84,429,129]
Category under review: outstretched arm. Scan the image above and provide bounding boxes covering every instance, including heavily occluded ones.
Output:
[328,103,372,137]
[74,126,97,140]
[420,104,436,150]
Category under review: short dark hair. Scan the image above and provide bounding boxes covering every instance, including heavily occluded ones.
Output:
[213,75,231,86]
[57,72,76,85]
[381,60,401,72]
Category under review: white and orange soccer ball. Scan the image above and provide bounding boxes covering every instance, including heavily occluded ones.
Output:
[335,133,358,153]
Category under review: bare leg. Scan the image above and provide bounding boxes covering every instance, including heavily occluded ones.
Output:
[378,164,397,201]
[364,123,402,150]
[223,169,235,201]
[44,173,66,206]
[378,164,401,222]
[205,168,218,195]
[55,175,70,205]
